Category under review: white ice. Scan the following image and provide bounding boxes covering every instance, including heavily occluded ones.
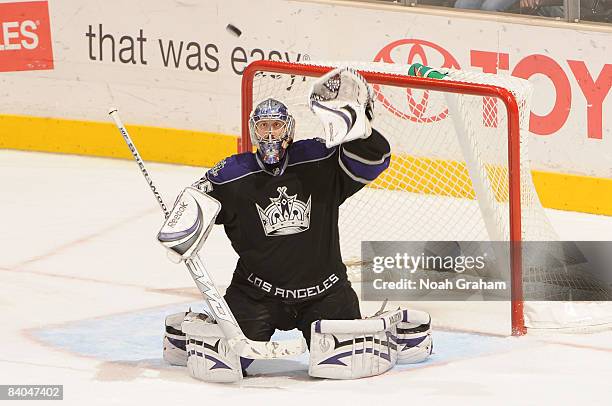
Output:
[1,150,612,405]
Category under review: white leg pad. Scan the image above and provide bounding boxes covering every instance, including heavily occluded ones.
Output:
[397,309,433,364]
[308,308,433,379]
[182,313,243,383]
[163,312,188,366]
[308,309,402,379]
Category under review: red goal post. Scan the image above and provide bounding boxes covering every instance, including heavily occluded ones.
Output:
[240,60,526,335]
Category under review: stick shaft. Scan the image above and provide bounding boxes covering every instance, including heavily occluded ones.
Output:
[108,109,170,218]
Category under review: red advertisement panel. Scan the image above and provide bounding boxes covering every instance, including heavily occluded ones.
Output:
[0,1,53,72]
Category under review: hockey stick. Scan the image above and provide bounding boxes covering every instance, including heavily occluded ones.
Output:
[108,108,307,359]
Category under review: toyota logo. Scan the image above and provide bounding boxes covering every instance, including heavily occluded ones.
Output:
[373,39,461,123]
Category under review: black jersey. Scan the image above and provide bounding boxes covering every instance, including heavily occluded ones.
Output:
[195,129,390,302]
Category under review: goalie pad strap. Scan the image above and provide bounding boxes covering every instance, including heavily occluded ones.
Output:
[402,309,431,325]
[315,309,403,334]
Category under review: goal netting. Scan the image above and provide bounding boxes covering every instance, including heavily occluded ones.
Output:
[240,60,612,335]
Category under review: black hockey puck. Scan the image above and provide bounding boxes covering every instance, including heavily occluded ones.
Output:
[226,24,242,37]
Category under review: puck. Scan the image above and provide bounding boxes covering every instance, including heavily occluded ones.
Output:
[226,24,242,37]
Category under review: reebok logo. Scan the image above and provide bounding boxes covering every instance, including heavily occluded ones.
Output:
[168,202,188,228]
[0,1,53,72]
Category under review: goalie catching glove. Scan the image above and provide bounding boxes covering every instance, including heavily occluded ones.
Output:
[309,67,375,148]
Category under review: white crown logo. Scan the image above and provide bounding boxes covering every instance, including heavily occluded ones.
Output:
[256,186,311,236]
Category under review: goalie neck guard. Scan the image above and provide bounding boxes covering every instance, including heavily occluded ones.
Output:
[249,98,295,168]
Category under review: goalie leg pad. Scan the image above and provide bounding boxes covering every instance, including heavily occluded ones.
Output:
[397,309,433,364]
[163,312,188,366]
[308,309,402,379]
[182,312,243,383]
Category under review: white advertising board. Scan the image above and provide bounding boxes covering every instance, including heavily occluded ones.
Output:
[1,0,610,177]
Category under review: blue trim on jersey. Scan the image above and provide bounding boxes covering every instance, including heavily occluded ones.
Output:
[206,153,263,185]
[339,147,390,182]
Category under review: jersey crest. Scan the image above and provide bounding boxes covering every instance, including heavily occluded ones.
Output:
[256,186,311,236]
[209,159,227,177]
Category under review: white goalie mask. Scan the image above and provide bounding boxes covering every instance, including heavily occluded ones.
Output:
[249,98,295,165]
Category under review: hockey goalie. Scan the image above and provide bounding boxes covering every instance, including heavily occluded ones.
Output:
[160,67,433,382]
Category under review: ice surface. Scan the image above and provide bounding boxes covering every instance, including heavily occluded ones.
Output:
[1,150,611,405]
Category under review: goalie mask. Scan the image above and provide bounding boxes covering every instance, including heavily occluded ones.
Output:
[249,98,295,165]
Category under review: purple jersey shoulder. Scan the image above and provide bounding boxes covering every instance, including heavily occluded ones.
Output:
[206,152,261,185]
[287,138,336,166]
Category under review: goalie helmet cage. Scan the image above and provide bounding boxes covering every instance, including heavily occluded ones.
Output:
[239,59,603,336]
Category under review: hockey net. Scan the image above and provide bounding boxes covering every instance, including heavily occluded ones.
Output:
[240,60,612,336]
